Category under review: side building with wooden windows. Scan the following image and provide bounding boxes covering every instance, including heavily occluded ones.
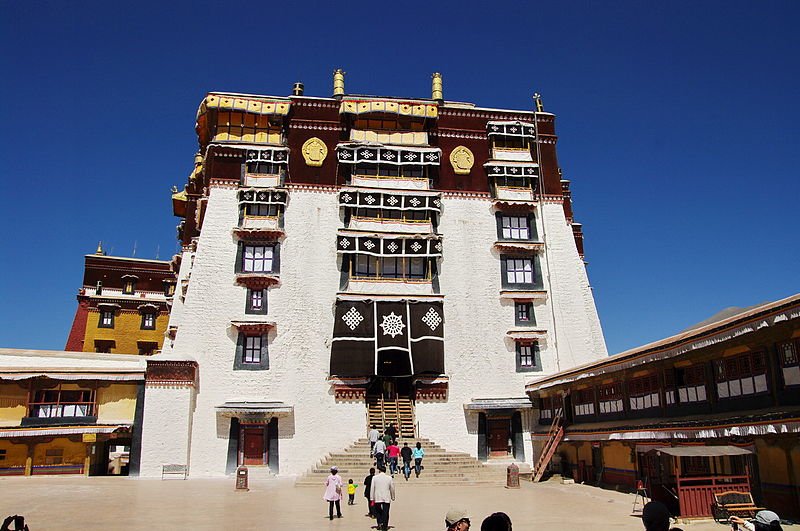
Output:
[65,248,176,356]
[0,348,146,476]
[526,294,800,519]
[138,72,607,478]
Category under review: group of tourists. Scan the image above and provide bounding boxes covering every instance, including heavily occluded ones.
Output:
[641,500,784,531]
[367,424,424,480]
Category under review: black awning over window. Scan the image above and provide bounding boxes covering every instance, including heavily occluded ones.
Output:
[330,299,444,378]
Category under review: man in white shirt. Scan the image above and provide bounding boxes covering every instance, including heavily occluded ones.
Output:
[370,466,395,531]
[373,437,387,469]
[368,425,380,456]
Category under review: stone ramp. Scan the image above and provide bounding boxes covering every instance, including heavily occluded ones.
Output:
[294,437,509,486]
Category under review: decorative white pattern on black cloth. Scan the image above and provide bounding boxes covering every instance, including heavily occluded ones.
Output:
[244,147,290,163]
[337,145,441,166]
[342,307,364,330]
[330,300,445,378]
[486,121,536,138]
[379,312,406,338]
[338,191,441,212]
[485,163,539,178]
[238,189,289,205]
[421,307,442,331]
[336,235,442,257]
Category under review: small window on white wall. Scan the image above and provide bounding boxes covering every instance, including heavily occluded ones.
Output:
[502,216,530,240]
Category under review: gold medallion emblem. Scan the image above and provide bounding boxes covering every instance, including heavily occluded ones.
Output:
[302,137,328,167]
[449,145,474,175]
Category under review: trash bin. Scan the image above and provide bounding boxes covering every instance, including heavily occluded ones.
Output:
[236,466,249,492]
[505,463,520,489]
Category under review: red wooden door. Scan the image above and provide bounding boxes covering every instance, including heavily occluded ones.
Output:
[241,427,265,465]
[488,418,510,456]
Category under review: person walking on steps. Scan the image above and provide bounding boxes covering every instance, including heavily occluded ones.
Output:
[373,437,387,469]
[386,422,398,444]
[387,440,400,476]
[400,442,413,480]
[412,441,425,478]
[363,467,376,519]
[323,466,343,520]
[368,425,380,457]
[370,465,395,531]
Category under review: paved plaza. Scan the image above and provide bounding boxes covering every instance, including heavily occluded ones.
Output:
[0,476,732,530]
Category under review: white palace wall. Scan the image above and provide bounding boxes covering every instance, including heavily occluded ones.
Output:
[139,186,607,477]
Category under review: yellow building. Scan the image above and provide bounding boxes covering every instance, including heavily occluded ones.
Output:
[0,348,145,476]
[65,248,176,355]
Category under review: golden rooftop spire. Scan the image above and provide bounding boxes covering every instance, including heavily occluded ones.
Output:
[432,72,443,101]
[333,69,345,97]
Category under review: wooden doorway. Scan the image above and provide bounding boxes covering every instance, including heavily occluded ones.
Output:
[488,417,511,457]
[239,425,266,466]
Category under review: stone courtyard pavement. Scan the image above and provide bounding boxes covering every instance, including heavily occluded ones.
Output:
[1,476,731,530]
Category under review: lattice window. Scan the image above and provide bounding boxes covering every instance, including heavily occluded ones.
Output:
[242,245,274,273]
[714,351,768,398]
[573,388,595,416]
[598,383,623,414]
[629,374,660,410]
[501,216,530,240]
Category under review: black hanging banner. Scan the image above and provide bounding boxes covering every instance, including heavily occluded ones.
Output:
[409,301,445,374]
[330,299,445,378]
[330,300,375,377]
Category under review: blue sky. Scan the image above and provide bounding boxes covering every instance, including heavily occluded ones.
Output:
[1,1,797,355]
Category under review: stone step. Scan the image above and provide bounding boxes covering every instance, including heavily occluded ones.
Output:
[295,478,504,487]
[297,436,501,487]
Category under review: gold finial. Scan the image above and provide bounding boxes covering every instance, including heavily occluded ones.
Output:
[533,93,544,112]
[96,241,104,255]
[432,72,443,101]
[333,69,345,97]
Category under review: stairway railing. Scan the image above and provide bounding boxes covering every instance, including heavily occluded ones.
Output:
[532,407,564,482]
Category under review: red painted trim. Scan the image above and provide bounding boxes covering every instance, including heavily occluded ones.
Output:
[65,299,89,351]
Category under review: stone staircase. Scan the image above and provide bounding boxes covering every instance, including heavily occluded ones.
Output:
[295,437,507,486]
[366,396,416,438]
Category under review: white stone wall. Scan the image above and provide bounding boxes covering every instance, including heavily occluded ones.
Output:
[138,385,194,477]
[152,187,364,477]
[539,202,608,370]
[142,185,606,476]
[413,197,606,462]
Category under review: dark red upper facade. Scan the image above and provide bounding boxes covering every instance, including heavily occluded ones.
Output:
[174,87,582,254]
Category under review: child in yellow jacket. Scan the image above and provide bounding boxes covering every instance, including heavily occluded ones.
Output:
[347,479,358,505]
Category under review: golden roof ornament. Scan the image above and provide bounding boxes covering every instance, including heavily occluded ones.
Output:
[95,241,104,255]
[333,69,345,97]
[432,72,443,101]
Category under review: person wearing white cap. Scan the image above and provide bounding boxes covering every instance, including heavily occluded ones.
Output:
[730,510,783,531]
[323,465,343,520]
[445,508,471,530]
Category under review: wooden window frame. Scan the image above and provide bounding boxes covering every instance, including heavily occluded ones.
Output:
[140,313,156,330]
[28,385,96,418]
[98,310,115,329]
